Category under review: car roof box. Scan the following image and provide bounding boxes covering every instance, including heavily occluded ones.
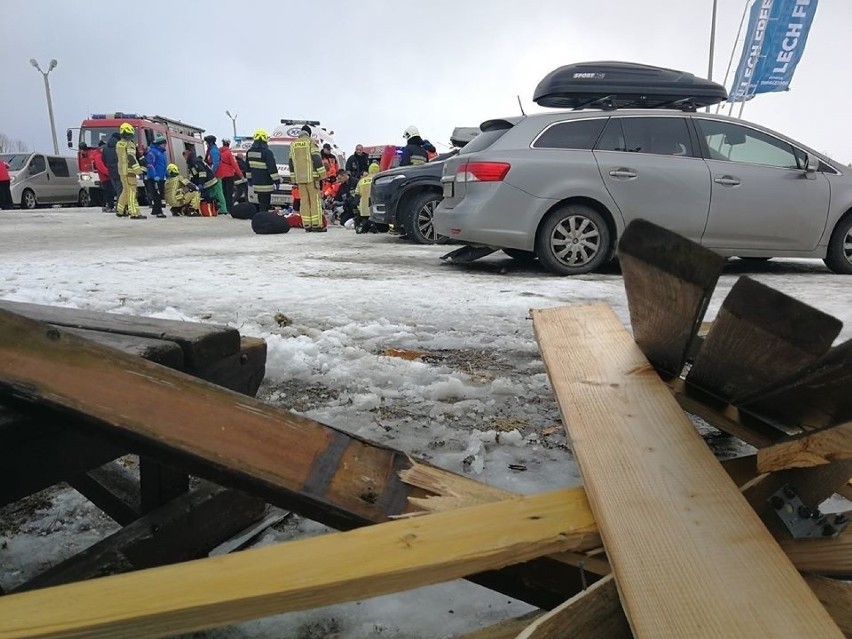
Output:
[533,61,728,111]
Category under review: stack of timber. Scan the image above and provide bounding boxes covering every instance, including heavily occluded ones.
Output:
[1,217,851,638]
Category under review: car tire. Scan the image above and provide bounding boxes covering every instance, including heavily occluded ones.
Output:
[21,189,37,210]
[502,248,538,263]
[78,189,92,208]
[824,215,852,275]
[535,204,610,275]
[402,191,448,245]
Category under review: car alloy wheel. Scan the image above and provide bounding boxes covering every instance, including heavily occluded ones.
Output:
[417,200,440,242]
[22,189,37,209]
[549,214,602,267]
[78,189,92,208]
[844,226,852,266]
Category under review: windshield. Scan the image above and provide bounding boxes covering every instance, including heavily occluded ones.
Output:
[269,144,291,166]
[0,154,30,171]
[80,126,119,148]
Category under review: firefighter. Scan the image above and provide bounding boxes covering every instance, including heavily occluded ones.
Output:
[245,130,279,213]
[164,163,201,216]
[203,135,229,214]
[400,125,429,167]
[355,162,380,233]
[183,148,219,210]
[288,125,326,232]
[115,122,145,218]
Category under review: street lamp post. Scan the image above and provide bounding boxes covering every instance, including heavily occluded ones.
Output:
[225,110,237,139]
[30,58,59,155]
[706,0,718,112]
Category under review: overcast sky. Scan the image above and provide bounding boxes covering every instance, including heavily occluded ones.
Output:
[2,0,849,163]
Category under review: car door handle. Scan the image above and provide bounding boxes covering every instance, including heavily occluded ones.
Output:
[714,175,741,187]
[608,168,638,179]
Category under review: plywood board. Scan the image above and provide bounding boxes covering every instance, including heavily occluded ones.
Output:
[532,302,842,638]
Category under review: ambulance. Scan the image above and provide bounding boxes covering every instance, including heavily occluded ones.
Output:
[67,113,206,205]
[244,119,345,208]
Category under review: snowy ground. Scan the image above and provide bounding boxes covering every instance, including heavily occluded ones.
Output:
[1,207,851,638]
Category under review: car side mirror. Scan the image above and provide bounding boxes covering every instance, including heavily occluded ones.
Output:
[803,154,819,180]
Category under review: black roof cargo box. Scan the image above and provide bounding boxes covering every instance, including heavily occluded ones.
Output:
[533,61,728,111]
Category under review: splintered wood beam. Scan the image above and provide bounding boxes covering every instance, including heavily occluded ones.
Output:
[0,489,596,639]
[741,339,852,432]
[0,299,240,370]
[515,575,630,639]
[617,219,725,377]
[0,308,598,610]
[532,302,842,639]
[781,527,852,576]
[685,276,842,403]
[757,422,852,472]
[805,575,852,636]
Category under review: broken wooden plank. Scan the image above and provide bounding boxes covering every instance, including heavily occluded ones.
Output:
[666,378,785,448]
[805,575,852,636]
[617,219,725,377]
[757,422,852,472]
[60,328,184,369]
[741,340,852,432]
[208,507,289,557]
[67,462,141,526]
[0,308,597,609]
[780,527,852,576]
[0,299,240,369]
[515,575,630,639]
[532,302,842,638]
[11,483,265,594]
[0,489,596,639]
[192,336,267,397]
[685,276,842,403]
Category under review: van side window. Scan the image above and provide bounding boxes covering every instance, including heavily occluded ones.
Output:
[48,157,70,177]
[533,119,607,150]
[30,155,46,174]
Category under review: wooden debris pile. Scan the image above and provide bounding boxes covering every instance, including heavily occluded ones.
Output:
[0,219,850,638]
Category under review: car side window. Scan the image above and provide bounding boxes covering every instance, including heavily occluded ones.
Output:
[533,119,607,150]
[30,155,46,174]
[596,118,693,157]
[695,119,800,170]
[48,157,70,177]
[596,119,626,152]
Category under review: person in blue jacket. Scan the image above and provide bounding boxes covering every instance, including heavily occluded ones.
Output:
[145,134,168,218]
[203,134,228,214]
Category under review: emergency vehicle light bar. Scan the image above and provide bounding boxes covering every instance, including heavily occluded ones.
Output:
[280,119,321,126]
[91,113,143,120]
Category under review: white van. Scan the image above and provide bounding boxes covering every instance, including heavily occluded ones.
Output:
[1,153,85,209]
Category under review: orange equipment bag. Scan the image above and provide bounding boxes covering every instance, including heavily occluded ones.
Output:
[200,201,218,217]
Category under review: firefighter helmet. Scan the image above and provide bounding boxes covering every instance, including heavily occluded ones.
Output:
[253,129,269,142]
[403,125,420,140]
[119,122,135,135]
[167,163,179,175]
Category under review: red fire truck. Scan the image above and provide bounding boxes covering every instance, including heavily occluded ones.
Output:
[66,113,206,205]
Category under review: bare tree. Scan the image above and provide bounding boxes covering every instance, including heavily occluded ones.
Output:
[0,132,28,153]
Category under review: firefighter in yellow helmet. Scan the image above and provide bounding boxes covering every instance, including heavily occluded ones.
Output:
[164,163,201,216]
[288,125,327,232]
[355,162,380,234]
[245,129,280,213]
[115,122,145,218]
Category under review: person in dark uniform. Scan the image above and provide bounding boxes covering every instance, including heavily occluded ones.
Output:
[245,129,280,212]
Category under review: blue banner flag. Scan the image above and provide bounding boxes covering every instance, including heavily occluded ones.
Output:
[729,0,819,103]
[751,0,819,97]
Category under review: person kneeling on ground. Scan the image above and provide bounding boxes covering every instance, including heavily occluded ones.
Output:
[164,164,201,216]
[251,208,291,235]
[355,163,380,233]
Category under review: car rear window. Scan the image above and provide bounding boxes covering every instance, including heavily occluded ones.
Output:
[532,119,607,150]
[459,123,513,156]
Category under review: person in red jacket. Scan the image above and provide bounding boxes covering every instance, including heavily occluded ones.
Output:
[91,140,115,212]
[0,157,11,209]
[215,139,244,212]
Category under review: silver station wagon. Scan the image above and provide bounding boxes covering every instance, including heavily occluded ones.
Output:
[434,63,852,275]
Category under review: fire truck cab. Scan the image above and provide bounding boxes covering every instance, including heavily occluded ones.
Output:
[243,119,345,209]
[67,113,205,205]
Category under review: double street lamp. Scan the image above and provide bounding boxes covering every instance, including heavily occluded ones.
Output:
[225,110,238,139]
[30,58,59,155]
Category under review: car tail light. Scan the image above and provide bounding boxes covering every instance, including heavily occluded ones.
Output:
[456,161,510,183]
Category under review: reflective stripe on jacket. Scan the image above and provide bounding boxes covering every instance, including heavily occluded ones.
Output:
[245,140,279,193]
